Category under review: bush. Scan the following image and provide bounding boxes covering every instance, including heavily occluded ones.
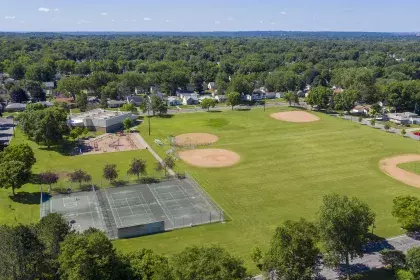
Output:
[396,269,414,280]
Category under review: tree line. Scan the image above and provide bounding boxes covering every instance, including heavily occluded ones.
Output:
[2,35,420,114]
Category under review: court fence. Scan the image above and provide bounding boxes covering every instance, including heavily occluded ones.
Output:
[168,211,224,230]
[39,191,51,219]
[93,186,118,239]
[184,171,231,222]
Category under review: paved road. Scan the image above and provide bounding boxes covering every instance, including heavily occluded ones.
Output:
[340,115,420,141]
[253,234,420,280]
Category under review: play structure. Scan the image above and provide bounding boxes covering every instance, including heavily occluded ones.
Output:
[81,133,145,155]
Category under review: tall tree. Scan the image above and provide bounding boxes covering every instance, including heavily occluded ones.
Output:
[0,160,30,195]
[103,164,118,183]
[392,196,420,231]
[333,89,360,112]
[318,194,375,276]
[68,169,91,188]
[263,219,320,280]
[0,143,36,170]
[58,231,120,280]
[25,80,46,101]
[201,98,217,111]
[57,76,84,100]
[150,94,168,116]
[39,172,60,192]
[127,158,147,179]
[10,86,28,103]
[124,248,174,280]
[123,118,133,131]
[306,86,332,110]
[226,91,241,110]
[0,225,45,280]
[36,213,72,278]
[173,245,248,280]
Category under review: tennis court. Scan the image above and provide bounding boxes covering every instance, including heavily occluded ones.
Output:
[45,190,105,233]
[42,176,224,239]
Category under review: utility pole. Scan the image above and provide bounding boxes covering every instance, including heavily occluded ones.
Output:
[147,96,151,136]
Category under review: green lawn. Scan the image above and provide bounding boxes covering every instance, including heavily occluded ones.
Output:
[1,129,160,225]
[399,161,420,175]
[5,107,420,276]
[113,107,420,273]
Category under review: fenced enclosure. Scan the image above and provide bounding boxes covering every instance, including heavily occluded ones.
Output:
[41,174,226,239]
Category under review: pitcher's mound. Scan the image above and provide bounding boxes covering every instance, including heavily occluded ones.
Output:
[379,154,420,188]
[270,111,320,123]
[175,133,218,146]
[179,149,240,168]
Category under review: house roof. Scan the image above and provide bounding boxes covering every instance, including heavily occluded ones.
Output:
[6,103,26,109]
[208,82,215,87]
[107,100,125,105]
[127,96,143,102]
[43,82,55,88]
[55,96,75,104]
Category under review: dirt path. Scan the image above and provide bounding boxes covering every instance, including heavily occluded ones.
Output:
[379,154,420,188]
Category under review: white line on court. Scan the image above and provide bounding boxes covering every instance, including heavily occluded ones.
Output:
[105,189,124,228]
[134,191,155,222]
[147,184,174,226]
[86,196,96,227]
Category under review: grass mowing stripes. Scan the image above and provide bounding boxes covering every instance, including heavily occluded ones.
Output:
[114,107,420,272]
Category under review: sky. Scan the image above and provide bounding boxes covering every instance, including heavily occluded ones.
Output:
[1,0,419,33]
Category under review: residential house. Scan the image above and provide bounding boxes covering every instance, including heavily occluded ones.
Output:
[182,94,198,105]
[275,92,285,98]
[176,90,195,99]
[55,94,76,108]
[167,96,181,106]
[297,90,306,98]
[265,92,276,99]
[387,112,420,125]
[126,95,143,106]
[245,93,264,101]
[88,96,99,104]
[207,82,215,92]
[351,105,371,115]
[215,95,227,103]
[43,82,55,96]
[5,103,26,112]
[107,100,125,108]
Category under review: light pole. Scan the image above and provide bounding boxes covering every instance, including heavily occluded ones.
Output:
[147,96,151,136]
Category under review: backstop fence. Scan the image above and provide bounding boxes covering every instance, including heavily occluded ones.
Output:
[39,191,50,219]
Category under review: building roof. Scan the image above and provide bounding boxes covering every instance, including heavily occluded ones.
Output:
[388,112,419,120]
[6,103,26,109]
[70,109,132,124]
[127,96,143,103]
[107,100,125,105]
[43,82,55,88]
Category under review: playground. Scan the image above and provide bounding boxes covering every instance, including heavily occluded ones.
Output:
[80,133,146,155]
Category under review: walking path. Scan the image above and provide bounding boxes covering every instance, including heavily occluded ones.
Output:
[134,133,175,176]
[253,233,420,280]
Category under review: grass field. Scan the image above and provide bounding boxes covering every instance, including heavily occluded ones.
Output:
[399,161,420,175]
[1,130,160,225]
[4,107,420,276]
[112,107,420,272]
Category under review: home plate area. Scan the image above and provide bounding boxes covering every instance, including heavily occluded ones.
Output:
[43,177,224,239]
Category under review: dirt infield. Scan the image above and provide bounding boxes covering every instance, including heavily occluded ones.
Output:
[178,149,240,168]
[175,133,219,146]
[270,111,320,123]
[379,154,420,188]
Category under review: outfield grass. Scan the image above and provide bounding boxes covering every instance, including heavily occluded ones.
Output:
[0,129,160,225]
[112,107,420,272]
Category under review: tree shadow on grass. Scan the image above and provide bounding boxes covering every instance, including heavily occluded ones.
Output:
[207,110,222,113]
[38,138,77,156]
[9,192,42,205]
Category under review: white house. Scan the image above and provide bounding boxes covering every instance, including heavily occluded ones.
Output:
[275,92,285,98]
[207,82,215,92]
[387,112,420,125]
[351,105,371,115]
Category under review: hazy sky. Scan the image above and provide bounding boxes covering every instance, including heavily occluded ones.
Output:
[1,0,419,32]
